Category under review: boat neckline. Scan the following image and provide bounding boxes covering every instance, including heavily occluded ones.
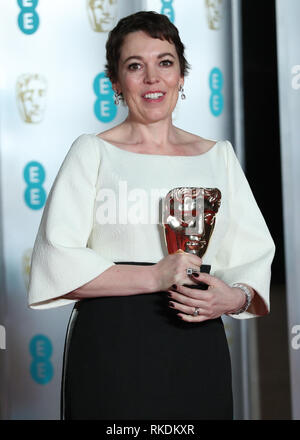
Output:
[92,134,222,158]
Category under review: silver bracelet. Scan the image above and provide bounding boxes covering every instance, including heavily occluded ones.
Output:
[230,283,252,315]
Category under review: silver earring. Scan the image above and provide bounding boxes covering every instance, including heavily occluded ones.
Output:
[114,91,120,105]
[179,85,186,100]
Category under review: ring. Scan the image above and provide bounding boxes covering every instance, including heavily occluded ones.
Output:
[186,268,200,275]
[193,307,200,316]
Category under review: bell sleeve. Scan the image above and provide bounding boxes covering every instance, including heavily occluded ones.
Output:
[213,141,276,319]
[27,134,115,310]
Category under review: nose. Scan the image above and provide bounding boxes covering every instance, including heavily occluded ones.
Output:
[143,65,159,84]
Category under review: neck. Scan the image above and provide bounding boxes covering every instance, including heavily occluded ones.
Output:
[122,115,178,150]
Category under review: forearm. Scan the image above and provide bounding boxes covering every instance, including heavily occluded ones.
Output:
[62,264,159,300]
[239,284,269,316]
[244,284,268,316]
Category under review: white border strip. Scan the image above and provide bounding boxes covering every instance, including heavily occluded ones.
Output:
[276,0,300,420]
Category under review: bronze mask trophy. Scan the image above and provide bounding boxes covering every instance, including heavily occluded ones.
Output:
[161,187,221,290]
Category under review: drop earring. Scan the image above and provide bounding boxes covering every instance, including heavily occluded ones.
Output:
[114,91,120,105]
[179,85,186,100]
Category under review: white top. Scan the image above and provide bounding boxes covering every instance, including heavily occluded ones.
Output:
[27,134,275,319]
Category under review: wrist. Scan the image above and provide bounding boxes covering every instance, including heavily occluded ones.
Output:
[227,288,245,314]
[147,264,162,293]
[227,283,253,315]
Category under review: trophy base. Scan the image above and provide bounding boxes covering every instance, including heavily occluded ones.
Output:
[183,264,211,291]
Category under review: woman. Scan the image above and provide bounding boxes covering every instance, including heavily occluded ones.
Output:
[28,11,275,420]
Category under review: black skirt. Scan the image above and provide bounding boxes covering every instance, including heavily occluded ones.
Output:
[61,262,233,420]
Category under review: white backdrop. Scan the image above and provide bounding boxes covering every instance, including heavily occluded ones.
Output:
[0,0,247,419]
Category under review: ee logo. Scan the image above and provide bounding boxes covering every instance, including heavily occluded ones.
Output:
[161,0,175,23]
[209,67,224,117]
[93,72,117,123]
[17,0,39,34]
[29,334,54,385]
[23,161,46,210]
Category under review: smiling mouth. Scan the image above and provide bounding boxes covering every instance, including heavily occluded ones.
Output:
[142,92,166,101]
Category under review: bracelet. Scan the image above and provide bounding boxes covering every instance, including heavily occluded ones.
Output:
[230,283,252,315]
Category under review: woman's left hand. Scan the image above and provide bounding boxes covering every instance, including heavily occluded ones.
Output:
[167,272,247,322]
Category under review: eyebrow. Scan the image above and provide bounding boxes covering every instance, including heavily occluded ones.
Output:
[122,52,176,64]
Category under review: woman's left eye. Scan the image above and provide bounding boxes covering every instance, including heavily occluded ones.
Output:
[160,59,173,67]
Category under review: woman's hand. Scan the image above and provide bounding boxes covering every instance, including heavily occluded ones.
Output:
[152,250,203,291]
[167,272,248,322]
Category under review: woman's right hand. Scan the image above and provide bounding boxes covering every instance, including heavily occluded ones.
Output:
[151,250,202,291]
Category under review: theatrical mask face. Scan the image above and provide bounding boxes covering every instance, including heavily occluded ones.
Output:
[87,0,117,32]
[16,74,47,123]
[162,187,221,257]
[205,0,223,30]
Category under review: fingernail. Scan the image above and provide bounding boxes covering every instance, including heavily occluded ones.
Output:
[172,284,177,289]
[169,301,175,308]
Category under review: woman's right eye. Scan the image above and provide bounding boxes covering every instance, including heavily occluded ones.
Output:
[128,63,142,71]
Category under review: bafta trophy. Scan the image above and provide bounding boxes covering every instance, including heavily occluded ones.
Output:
[161,187,221,290]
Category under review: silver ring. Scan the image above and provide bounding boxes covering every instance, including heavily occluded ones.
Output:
[193,307,200,316]
[186,268,200,275]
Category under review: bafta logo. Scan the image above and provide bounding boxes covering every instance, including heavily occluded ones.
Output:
[87,0,118,33]
[22,248,33,291]
[16,74,47,123]
[205,0,223,30]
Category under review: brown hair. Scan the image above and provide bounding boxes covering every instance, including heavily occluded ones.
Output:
[105,11,191,85]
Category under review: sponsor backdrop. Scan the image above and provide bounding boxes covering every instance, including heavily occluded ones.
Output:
[276,0,300,420]
[0,0,247,419]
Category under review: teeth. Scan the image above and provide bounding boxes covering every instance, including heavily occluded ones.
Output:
[144,92,164,99]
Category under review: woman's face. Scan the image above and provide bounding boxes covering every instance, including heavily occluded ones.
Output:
[114,31,184,123]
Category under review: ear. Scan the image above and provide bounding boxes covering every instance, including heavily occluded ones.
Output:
[112,81,121,96]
